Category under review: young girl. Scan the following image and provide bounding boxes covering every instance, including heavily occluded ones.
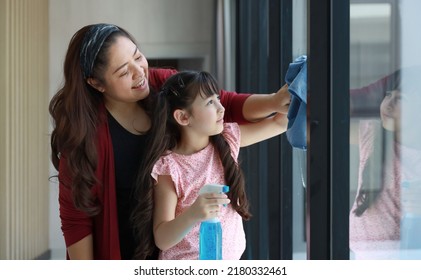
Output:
[349,67,421,259]
[133,71,288,260]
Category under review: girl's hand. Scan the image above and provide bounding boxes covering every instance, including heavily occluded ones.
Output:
[187,193,230,222]
[273,112,289,128]
[153,176,230,250]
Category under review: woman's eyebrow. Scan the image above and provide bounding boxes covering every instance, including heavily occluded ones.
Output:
[113,62,128,74]
[112,46,138,74]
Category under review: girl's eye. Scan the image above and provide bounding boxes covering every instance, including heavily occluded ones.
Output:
[135,55,142,61]
[207,100,214,105]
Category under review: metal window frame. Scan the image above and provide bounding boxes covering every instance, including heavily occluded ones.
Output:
[235,0,350,260]
[306,0,350,259]
[235,0,293,260]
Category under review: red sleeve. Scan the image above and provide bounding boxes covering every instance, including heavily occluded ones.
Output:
[58,154,92,247]
[58,117,120,259]
[148,67,178,91]
[350,75,389,117]
[219,89,250,124]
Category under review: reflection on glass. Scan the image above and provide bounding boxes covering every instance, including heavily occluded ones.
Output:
[349,1,421,260]
[399,67,421,259]
[292,0,307,260]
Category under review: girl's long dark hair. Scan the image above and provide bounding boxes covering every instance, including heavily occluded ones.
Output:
[353,126,394,216]
[131,71,251,259]
[352,69,402,216]
[49,24,141,215]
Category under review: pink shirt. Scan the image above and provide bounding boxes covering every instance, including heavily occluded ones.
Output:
[151,123,246,260]
[349,120,421,259]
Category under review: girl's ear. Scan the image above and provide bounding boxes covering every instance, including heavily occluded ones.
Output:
[173,109,190,126]
[87,77,105,93]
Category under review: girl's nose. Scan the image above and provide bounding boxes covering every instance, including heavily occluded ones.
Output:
[388,96,399,109]
[217,102,225,113]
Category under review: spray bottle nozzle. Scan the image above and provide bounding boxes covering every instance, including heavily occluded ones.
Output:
[222,185,229,193]
[199,184,230,207]
[199,184,230,195]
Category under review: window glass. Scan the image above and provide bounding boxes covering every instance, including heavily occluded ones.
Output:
[349,0,421,260]
[292,0,307,260]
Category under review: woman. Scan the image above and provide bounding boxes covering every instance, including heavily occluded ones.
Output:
[49,23,291,260]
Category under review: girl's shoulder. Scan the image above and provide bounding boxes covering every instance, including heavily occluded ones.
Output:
[151,151,179,181]
[222,122,240,137]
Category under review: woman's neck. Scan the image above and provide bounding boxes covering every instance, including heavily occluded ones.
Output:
[105,101,150,135]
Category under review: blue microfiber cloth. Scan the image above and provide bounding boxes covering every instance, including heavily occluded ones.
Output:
[285,55,307,150]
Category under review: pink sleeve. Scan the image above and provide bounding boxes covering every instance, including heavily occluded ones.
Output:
[151,155,181,196]
[151,156,172,182]
[222,123,241,161]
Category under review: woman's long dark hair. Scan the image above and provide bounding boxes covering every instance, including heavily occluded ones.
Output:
[131,71,251,259]
[49,24,142,215]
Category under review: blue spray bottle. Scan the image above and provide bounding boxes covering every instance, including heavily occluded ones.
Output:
[198,184,229,260]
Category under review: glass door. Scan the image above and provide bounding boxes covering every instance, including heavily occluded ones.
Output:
[291,0,307,260]
[349,0,421,260]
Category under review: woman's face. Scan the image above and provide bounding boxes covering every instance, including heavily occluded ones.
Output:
[380,90,401,132]
[100,36,150,105]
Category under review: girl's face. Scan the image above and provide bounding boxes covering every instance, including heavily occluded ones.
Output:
[380,90,401,132]
[188,92,225,136]
[100,36,149,105]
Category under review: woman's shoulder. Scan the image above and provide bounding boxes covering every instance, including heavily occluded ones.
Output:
[148,67,178,89]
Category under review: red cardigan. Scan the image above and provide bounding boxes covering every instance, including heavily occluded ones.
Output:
[58,68,250,259]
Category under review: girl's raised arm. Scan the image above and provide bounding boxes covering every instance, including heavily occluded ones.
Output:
[238,113,288,147]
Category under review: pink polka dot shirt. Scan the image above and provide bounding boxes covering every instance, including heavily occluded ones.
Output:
[151,123,246,260]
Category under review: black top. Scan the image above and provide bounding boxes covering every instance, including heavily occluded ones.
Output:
[107,111,147,260]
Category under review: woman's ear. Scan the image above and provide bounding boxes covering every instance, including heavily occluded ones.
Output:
[87,77,105,93]
[173,109,190,126]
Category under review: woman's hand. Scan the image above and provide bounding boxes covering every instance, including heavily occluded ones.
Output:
[273,84,291,115]
[242,83,291,122]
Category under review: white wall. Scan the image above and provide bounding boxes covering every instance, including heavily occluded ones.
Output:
[48,0,216,258]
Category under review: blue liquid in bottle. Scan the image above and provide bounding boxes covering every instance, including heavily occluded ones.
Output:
[198,184,228,260]
[199,219,222,260]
